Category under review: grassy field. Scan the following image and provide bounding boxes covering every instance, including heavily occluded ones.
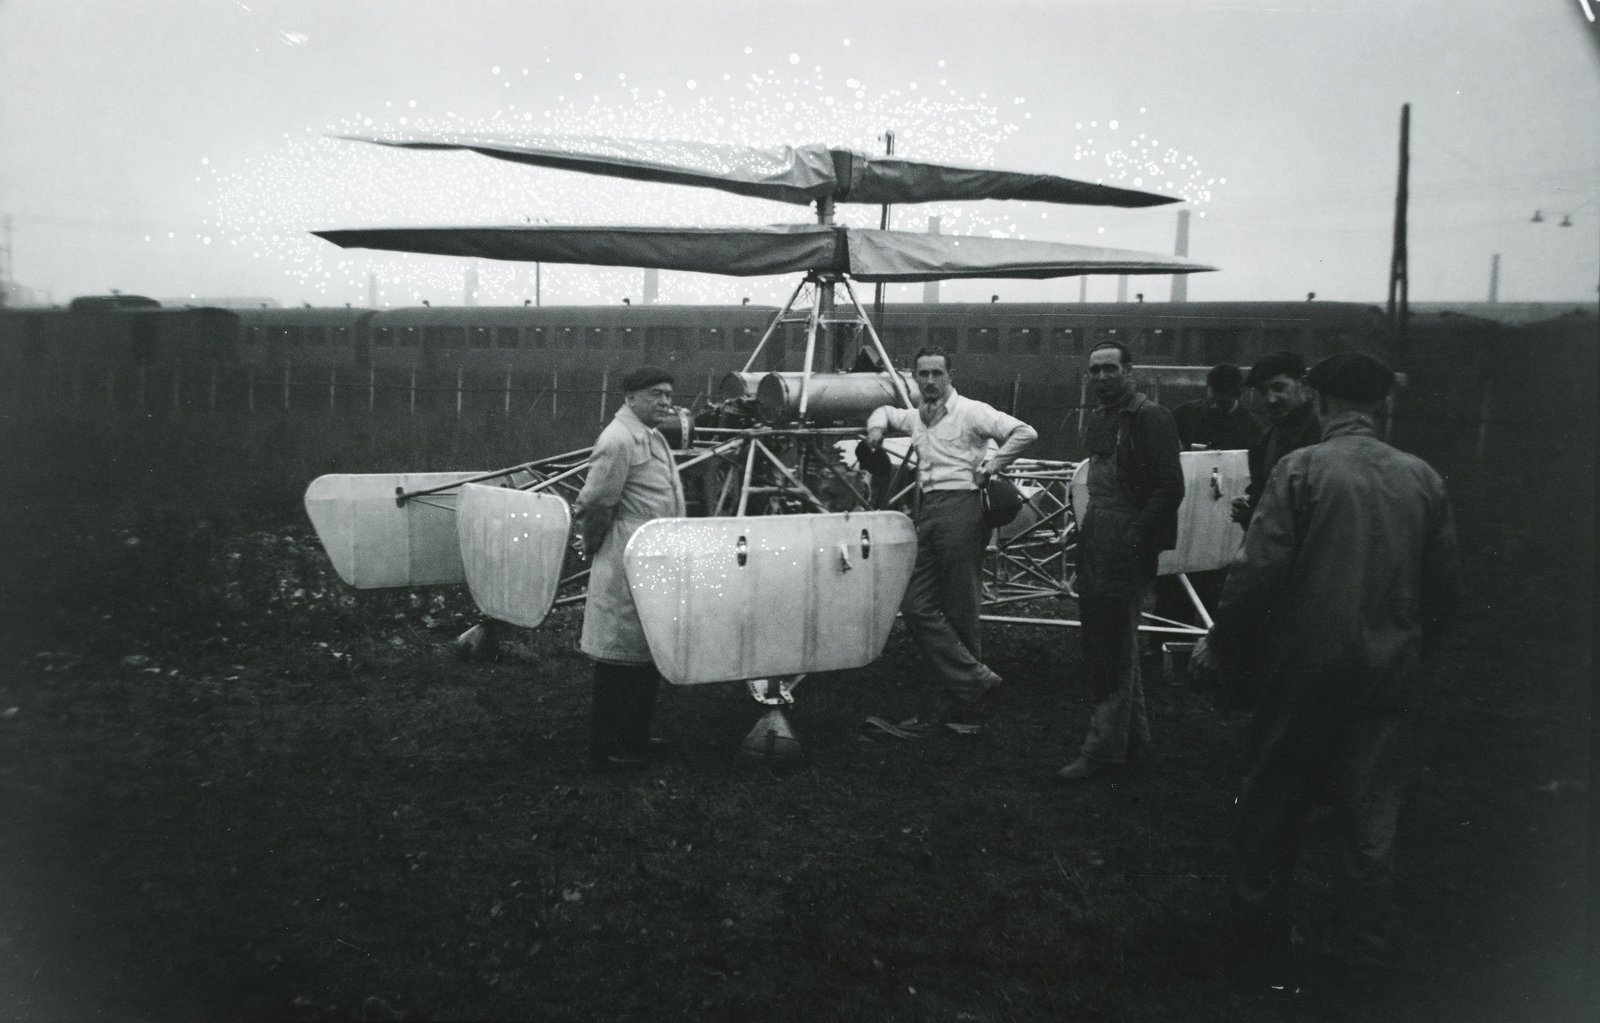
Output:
[0,423,1590,1022]
[0,316,1593,1021]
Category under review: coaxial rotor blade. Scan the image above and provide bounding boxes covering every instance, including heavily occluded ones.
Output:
[336,134,1178,208]
[838,155,1180,208]
[339,134,837,206]
[844,229,1214,281]
[313,224,1214,282]
[314,224,847,276]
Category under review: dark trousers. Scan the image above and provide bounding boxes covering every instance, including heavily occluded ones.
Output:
[1234,697,1410,957]
[588,660,659,761]
[899,490,995,701]
[1077,594,1151,763]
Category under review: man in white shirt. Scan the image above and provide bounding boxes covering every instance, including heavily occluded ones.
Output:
[862,347,1038,733]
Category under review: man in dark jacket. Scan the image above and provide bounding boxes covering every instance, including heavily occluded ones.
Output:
[1194,352,1459,969]
[1056,341,1185,781]
[1232,351,1321,527]
[1173,363,1263,451]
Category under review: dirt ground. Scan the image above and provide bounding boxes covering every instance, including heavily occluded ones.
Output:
[0,435,1591,1020]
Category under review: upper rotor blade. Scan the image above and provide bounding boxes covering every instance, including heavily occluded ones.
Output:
[313,223,1214,282]
[313,224,846,276]
[842,229,1214,282]
[337,134,1180,208]
[339,134,836,207]
[840,155,1181,208]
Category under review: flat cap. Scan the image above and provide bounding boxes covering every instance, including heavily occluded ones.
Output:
[621,366,674,393]
[1244,350,1307,387]
[1306,352,1395,402]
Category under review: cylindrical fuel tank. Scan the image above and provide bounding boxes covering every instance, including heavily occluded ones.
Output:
[717,371,765,401]
[657,407,696,450]
[755,371,920,425]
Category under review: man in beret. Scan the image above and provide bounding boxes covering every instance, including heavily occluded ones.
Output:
[1193,351,1460,974]
[1173,363,1264,452]
[573,366,686,768]
[1232,351,1320,528]
[1056,340,1184,781]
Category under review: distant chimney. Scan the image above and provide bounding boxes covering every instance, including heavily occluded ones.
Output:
[464,264,479,307]
[1116,275,1128,303]
[1488,253,1500,303]
[922,217,941,304]
[1170,209,1190,303]
[368,272,378,308]
[643,268,659,304]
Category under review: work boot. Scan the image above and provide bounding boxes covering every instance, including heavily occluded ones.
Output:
[1055,756,1110,782]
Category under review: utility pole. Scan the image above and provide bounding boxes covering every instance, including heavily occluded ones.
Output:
[1386,103,1410,337]
[922,217,941,304]
[873,130,895,339]
[1488,253,1500,303]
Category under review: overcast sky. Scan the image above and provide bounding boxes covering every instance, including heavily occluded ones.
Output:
[2,0,1596,307]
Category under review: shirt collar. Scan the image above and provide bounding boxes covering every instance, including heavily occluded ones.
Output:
[1320,410,1378,441]
[920,387,959,424]
[614,403,653,439]
[1099,389,1143,416]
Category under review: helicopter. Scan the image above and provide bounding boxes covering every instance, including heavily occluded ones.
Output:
[304,132,1233,757]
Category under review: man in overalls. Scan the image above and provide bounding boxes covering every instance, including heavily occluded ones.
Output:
[1056,341,1185,781]
[573,366,686,768]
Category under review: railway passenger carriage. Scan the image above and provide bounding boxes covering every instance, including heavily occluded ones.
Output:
[2,297,1394,377]
[0,297,1394,449]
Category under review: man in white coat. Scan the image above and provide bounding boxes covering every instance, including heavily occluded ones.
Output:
[573,366,686,768]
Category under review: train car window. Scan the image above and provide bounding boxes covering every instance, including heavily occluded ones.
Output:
[886,327,920,356]
[400,326,419,347]
[279,326,303,347]
[1050,326,1081,354]
[443,326,467,348]
[248,326,266,346]
[493,327,519,349]
[1201,328,1245,362]
[585,327,609,350]
[1092,326,1124,345]
[1004,327,1041,355]
[556,326,578,349]
[424,326,440,348]
[701,326,725,351]
[734,326,758,351]
[967,326,999,354]
[526,326,545,349]
[928,326,958,353]
[304,326,327,347]
[1260,328,1299,352]
[1139,327,1175,356]
[1314,329,1356,356]
[470,326,491,349]
[618,326,639,349]
[333,326,349,347]
[647,327,690,352]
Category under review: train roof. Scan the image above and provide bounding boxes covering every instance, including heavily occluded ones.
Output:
[68,294,162,313]
[367,304,782,325]
[230,306,376,326]
[873,301,1389,323]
